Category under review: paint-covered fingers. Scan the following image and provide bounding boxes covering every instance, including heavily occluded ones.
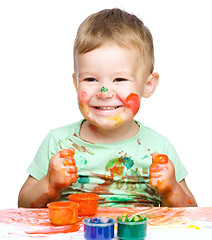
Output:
[63,157,75,166]
[149,154,177,196]
[66,165,77,174]
[59,148,77,167]
[59,148,75,159]
[149,178,171,194]
[150,161,168,173]
[59,148,78,185]
[47,150,78,192]
[152,154,168,164]
[149,159,168,184]
[149,178,158,188]
[68,173,79,183]
[149,153,169,191]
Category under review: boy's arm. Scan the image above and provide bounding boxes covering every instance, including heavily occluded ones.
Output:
[161,179,197,207]
[18,175,61,208]
[18,150,78,208]
[149,153,197,207]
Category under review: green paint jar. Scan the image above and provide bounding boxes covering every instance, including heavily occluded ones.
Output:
[117,217,147,240]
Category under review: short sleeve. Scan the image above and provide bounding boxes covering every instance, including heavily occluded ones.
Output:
[164,137,188,182]
[27,131,59,180]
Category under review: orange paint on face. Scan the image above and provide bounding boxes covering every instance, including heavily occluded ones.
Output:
[119,93,140,116]
[78,90,88,103]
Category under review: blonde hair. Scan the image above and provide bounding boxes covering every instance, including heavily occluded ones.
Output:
[74,8,154,74]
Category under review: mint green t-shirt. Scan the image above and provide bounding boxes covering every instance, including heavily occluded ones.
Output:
[27,119,188,207]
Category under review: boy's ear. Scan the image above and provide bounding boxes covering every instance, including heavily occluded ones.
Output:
[72,73,78,90]
[143,73,159,98]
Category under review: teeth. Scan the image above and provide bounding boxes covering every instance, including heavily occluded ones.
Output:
[95,106,119,110]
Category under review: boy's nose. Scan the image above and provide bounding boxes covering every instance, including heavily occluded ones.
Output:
[96,87,114,98]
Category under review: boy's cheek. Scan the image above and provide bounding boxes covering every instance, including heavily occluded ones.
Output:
[117,93,141,116]
[78,90,89,104]
[125,93,140,115]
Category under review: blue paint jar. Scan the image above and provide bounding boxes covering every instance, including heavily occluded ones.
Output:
[83,217,116,240]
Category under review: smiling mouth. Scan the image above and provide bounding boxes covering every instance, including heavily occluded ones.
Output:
[93,106,121,110]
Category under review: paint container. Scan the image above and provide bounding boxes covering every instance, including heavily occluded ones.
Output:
[117,217,147,240]
[47,201,79,225]
[83,217,116,240]
[68,193,99,216]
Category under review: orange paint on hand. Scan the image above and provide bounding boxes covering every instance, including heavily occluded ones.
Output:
[149,153,171,194]
[56,147,78,188]
[153,154,168,164]
[59,148,75,158]
[59,148,77,167]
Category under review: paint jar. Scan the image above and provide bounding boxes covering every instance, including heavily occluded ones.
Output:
[68,193,99,216]
[117,217,147,240]
[47,201,79,225]
[83,217,116,240]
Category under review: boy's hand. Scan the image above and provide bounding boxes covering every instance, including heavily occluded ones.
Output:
[47,148,78,192]
[149,153,178,196]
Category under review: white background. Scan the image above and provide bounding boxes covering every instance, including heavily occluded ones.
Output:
[0,0,211,208]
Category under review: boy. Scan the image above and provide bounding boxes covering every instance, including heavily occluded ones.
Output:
[18,8,197,208]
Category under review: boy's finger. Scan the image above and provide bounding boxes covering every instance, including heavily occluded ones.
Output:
[150,162,167,172]
[151,152,158,162]
[69,174,79,183]
[59,148,75,158]
[149,171,162,178]
[67,165,78,173]
[152,154,168,164]
[63,157,76,166]
[149,178,158,188]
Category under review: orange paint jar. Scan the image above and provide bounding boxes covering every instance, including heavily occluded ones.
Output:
[47,201,79,225]
[68,193,99,216]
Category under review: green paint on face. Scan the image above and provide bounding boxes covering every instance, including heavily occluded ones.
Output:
[100,86,108,93]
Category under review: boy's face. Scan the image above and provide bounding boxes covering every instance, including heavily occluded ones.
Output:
[73,43,158,129]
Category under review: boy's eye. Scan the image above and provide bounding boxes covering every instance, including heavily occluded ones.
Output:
[84,78,97,82]
[114,78,127,82]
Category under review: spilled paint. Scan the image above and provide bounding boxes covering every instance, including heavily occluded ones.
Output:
[1,207,210,237]
[187,224,200,230]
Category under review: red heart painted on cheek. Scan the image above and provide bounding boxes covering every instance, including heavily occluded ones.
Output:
[125,93,140,115]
